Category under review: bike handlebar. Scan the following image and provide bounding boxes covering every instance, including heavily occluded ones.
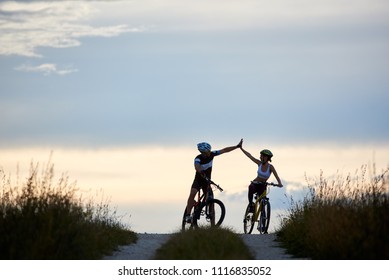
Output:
[204,177,224,192]
[210,180,224,192]
[251,181,282,187]
[266,182,282,187]
[204,177,280,192]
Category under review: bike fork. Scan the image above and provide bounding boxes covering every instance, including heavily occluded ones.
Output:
[258,198,268,232]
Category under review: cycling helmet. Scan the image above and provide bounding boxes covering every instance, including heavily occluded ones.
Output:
[197,142,212,153]
[260,149,273,158]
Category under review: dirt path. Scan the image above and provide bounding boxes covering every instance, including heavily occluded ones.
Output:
[240,233,295,260]
[104,234,171,260]
[104,233,295,260]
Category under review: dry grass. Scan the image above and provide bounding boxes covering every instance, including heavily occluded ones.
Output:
[277,164,389,259]
[0,160,136,259]
[154,227,253,260]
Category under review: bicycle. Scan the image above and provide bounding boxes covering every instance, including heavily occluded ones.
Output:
[182,179,226,231]
[243,182,281,234]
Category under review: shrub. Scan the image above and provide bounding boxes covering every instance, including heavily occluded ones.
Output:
[277,164,389,259]
[0,160,136,259]
[154,227,253,260]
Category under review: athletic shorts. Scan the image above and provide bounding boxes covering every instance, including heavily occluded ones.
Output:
[191,178,213,196]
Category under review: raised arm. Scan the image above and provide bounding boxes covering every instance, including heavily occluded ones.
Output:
[240,146,260,165]
[271,165,283,187]
[218,139,243,155]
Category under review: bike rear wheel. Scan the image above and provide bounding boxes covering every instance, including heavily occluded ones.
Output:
[181,207,195,232]
[243,203,255,234]
[193,199,225,228]
[258,198,271,234]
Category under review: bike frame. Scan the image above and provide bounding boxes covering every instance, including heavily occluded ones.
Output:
[193,191,205,210]
[253,187,269,221]
[193,180,223,210]
[243,182,280,234]
[182,178,225,231]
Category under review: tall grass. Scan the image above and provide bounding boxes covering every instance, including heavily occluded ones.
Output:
[277,164,389,259]
[0,160,136,259]
[154,227,253,260]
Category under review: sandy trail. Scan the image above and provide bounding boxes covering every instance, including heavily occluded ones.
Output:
[104,233,295,260]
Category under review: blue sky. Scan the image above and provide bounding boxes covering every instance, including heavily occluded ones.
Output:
[1,0,388,148]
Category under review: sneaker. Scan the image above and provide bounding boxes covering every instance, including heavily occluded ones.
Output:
[185,214,192,223]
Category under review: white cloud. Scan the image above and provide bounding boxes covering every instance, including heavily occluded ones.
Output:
[1,0,387,57]
[0,1,141,57]
[14,63,79,76]
[93,0,389,32]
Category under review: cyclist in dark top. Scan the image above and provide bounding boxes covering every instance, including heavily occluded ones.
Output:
[239,140,283,212]
[184,139,242,223]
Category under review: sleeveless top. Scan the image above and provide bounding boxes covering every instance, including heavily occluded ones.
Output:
[257,163,271,180]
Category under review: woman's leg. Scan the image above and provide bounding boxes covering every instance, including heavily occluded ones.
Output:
[248,182,266,203]
[248,183,256,204]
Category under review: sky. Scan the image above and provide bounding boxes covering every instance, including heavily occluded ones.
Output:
[1,0,389,233]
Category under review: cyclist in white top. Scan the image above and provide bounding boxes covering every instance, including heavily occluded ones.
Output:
[239,139,283,212]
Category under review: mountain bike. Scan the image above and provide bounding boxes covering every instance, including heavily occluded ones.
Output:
[182,179,226,231]
[243,182,281,234]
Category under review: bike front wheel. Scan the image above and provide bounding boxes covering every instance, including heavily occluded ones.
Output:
[243,203,255,234]
[193,199,225,228]
[258,198,271,234]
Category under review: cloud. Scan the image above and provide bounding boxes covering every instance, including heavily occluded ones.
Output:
[0,1,141,57]
[91,0,389,32]
[14,63,78,76]
[1,0,387,57]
